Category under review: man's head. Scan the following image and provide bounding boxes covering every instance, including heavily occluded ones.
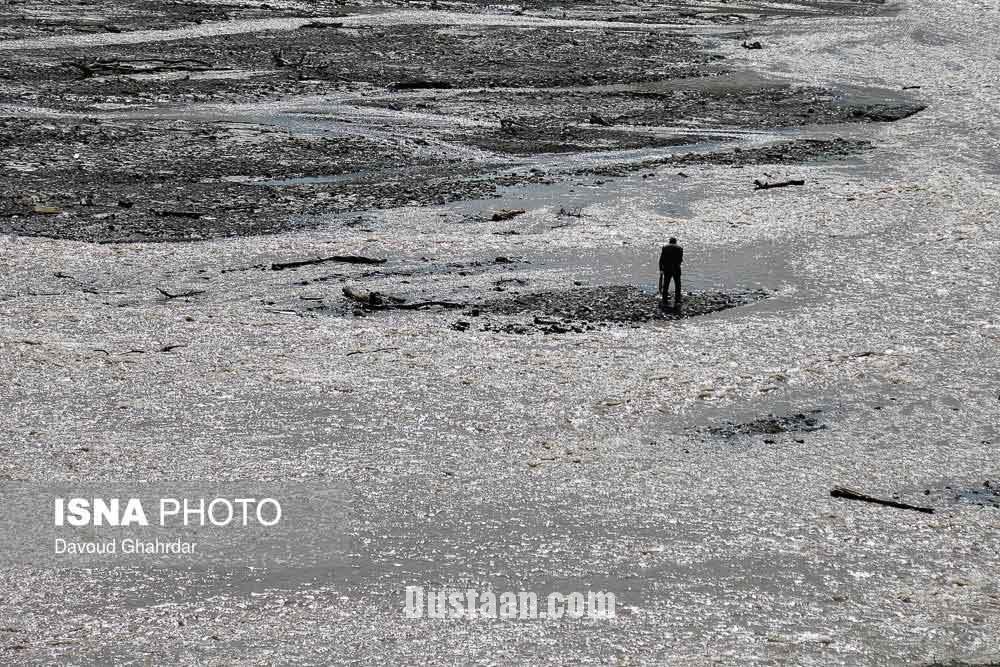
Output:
[668,237,678,245]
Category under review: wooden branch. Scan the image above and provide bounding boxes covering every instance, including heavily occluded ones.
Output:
[271,49,309,69]
[270,255,386,271]
[342,286,462,311]
[298,21,344,30]
[98,57,212,67]
[156,287,206,300]
[754,179,805,190]
[491,208,526,222]
[64,57,215,79]
[830,486,934,514]
[343,286,405,306]
[393,300,466,310]
[153,209,202,219]
[346,347,399,356]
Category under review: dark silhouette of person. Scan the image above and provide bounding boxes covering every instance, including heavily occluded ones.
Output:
[658,238,683,305]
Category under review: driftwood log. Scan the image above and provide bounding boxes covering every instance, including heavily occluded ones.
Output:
[754,178,805,190]
[153,209,202,219]
[491,208,526,222]
[342,286,464,311]
[156,287,205,300]
[270,256,386,271]
[830,485,934,514]
[298,21,344,30]
[65,58,214,79]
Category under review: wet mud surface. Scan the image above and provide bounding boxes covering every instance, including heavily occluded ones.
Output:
[900,479,1000,511]
[325,283,769,334]
[0,116,550,241]
[480,284,770,324]
[577,137,873,176]
[0,0,347,41]
[2,24,718,109]
[0,0,918,243]
[707,408,827,438]
[362,84,923,155]
[6,0,1000,664]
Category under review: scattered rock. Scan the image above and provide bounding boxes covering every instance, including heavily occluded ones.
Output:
[391,79,454,90]
[708,410,826,438]
[483,285,769,325]
[491,208,527,222]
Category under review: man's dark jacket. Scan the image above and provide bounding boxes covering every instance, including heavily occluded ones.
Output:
[659,244,684,272]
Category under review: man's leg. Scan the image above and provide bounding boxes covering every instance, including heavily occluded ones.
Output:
[673,269,682,304]
[658,271,666,302]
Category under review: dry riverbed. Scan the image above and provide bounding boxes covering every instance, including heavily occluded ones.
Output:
[2,0,999,664]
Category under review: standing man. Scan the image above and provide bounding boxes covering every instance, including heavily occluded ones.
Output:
[658,237,683,306]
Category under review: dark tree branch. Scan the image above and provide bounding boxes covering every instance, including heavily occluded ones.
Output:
[830,486,934,514]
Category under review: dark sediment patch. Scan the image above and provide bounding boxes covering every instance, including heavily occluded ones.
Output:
[0,117,551,242]
[356,81,923,156]
[479,285,770,324]
[0,0,345,41]
[452,122,715,157]
[1,24,719,111]
[575,138,872,177]
[0,114,868,243]
[707,410,827,438]
[905,481,1000,510]
[0,3,916,244]
[358,83,925,140]
[0,0,890,45]
[0,169,547,243]
[324,285,768,332]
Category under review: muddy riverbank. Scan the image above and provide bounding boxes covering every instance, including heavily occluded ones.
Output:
[0,0,920,243]
[2,0,998,664]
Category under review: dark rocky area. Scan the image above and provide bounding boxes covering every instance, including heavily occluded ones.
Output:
[907,481,1000,510]
[0,0,920,243]
[481,285,770,323]
[4,0,999,664]
[708,409,828,438]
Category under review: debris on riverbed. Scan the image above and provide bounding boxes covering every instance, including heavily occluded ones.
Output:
[490,208,527,222]
[63,56,216,79]
[578,139,872,178]
[329,285,769,328]
[391,78,454,90]
[830,486,935,514]
[270,255,386,271]
[482,285,769,324]
[156,287,206,300]
[949,482,1000,508]
[708,410,827,437]
[477,316,600,335]
[342,286,465,312]
[906,481,1000,509]
[753,178,805,190]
